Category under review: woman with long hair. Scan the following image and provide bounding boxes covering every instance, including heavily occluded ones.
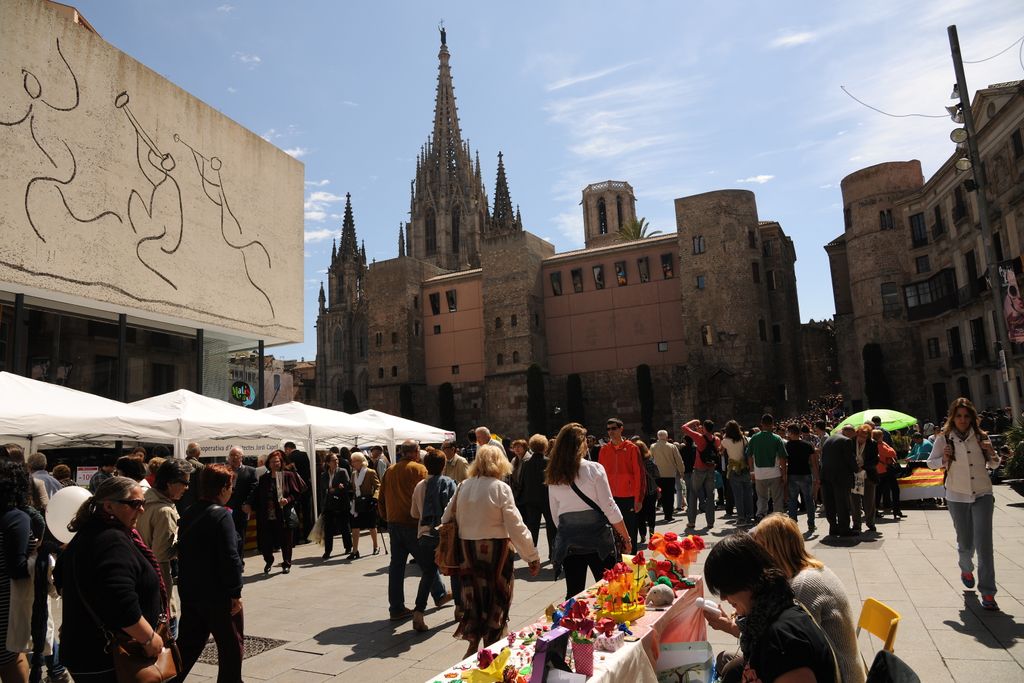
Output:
[349,452,381,558]
[546,423,630,600]
[751,514,863,683]
[851,424,879,533]
[0,461,33,683]
[54,476,167,683]
[635,440,660,544]
[722,420,754,525]
[703,532,838,683]
[440,444,540,657]
[929,397,1002,610]
[251,450,306,575]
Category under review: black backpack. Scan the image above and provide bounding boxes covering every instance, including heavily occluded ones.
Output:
[698,437,717,466]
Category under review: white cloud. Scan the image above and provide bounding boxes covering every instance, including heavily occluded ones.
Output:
[309,191,343,203]
[232,52,261,68]
[226,86,237,94]
[304,179,330,187]
[769,31,817,49]
[303,189,345,222]
[552,210,584,245]
[304,228,334,243]
[736,175,775,184]
[284,147,308,159]
[216,4,234,12]
[546,61,644,92]
[304,210,327,222]
[342,100,358,107]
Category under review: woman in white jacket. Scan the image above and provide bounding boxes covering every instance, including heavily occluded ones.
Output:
[929,397,1002,610]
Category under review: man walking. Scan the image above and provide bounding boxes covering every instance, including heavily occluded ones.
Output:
[227,446,258,558]
[379,440,450,621]
[784,424,818,533]
[820,425,859,537]
[441,439,469,483]
[681,419,719,530]
[651,430,685,522]
[598,418,644,550]
[27,452,62,500]
[746,414,787,521]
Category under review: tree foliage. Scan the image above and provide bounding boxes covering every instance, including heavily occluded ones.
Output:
[617,216,663,242]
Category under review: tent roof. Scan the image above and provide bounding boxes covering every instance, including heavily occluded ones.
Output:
[132,389,307,442]
[0,372,179,447]
[259,402,393,445]
[353,409,454,445]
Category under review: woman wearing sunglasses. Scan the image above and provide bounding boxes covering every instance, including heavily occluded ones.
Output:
[54,476,169,683]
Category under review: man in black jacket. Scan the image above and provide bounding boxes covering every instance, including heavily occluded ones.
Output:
[227,446,258,558]
[176,463,245,682]
[819,426,859,538]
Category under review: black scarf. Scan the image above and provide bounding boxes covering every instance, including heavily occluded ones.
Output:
[738,572,796,660]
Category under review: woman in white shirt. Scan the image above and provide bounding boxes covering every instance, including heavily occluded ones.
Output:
[929,397,1002,610]
[440,444,540,657]
[722,420,754,525]
[546,423,631,600]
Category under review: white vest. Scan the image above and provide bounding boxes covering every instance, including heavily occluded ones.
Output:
[933,430,995,498]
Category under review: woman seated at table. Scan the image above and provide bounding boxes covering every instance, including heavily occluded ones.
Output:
[703,532,838,683]
[546,422,631,600]
[752,514,863,683]
[440,444,540,657]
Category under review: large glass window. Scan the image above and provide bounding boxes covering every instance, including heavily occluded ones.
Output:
[660,254,675,279]
[571,268,584,293]
[550,272,563,296]
[593,265,606,290]
[614,261,628,286]
[637,257,650,283]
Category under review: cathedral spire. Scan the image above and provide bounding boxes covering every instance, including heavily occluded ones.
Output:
[432,29,465,183]
[331,238,337,262]
[318,281,326,314]
[398,223,406,257]
[340,192,357,258]
[488,151,521,235]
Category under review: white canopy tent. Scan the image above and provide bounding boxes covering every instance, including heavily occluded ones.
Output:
[259,402,397,519]
[349,409,455,457]
[0,372,179,450]
[132,389,309,455]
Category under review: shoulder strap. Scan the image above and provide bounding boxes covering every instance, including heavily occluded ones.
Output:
[569,482,602,513]
[795,600,842,683]
[69,541,115,643]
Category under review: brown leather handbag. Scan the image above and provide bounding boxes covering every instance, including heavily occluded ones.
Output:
[434,487,462,576]
[110,621,182,683]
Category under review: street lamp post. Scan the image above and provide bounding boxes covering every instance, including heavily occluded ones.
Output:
[947,24,1021,422]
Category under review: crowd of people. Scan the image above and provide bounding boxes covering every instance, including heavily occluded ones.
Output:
[0,390,1007,682]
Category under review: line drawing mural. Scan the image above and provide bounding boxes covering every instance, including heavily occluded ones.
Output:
[3,37,121,242]
[176,133,276,317]
[117,91,184,290]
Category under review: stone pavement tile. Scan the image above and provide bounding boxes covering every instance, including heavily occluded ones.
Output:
[856,582,911,603]
[326,656,425,682]
[292,645,362,676]
[188,662,219,678]
[894,650,954,683]
[265,670,332,683]
[929,628,1014,661]
[412,638,479,671]
[944,659,1024,681]
[240,647,324,680]
[916,606,987,631]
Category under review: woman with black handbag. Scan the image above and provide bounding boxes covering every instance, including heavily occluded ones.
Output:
[54,476,177,683]
[318,452,353,560]
[348,452,380,558]
[250,450,306,575]
[546,423,631,600]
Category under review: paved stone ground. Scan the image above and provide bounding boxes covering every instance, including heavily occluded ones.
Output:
[187,484,1024,682]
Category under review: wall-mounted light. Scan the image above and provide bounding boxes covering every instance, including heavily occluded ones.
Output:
[955,158,973,171]
[949,128,968,143]
[946,104,964,124]
[950,84,960,100]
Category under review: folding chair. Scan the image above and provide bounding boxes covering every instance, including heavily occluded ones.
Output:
[857,597,900,673]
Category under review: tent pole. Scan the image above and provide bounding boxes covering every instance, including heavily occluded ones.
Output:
[309,426,318,520]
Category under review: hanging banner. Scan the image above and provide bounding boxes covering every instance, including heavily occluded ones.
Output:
[998,257,1024,343]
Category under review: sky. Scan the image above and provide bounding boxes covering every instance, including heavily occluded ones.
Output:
[72,0,1024,361]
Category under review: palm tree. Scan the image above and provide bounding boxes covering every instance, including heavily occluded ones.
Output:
[617,217,663,242]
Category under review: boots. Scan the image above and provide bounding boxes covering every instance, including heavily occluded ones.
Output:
[412,611,428,632]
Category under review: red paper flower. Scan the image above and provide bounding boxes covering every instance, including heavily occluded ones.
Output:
[691,534,706,550]
[632,550,646,565]
[478,648,495,668]
[658,560,672,572]
[663,532,678,542]
[664,541,683,558]
[680,537,696,551]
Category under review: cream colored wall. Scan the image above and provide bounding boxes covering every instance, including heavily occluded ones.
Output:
[0,0,303,344]
[543,243,685,375]
[422,277,485,384]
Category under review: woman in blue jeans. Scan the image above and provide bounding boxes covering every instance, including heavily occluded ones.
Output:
[722,421,754,525]
[929,397,1002,610]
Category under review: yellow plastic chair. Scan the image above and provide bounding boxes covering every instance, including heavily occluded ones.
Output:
[857,597,900,671]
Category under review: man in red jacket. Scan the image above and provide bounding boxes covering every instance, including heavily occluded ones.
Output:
[598,417,645,551]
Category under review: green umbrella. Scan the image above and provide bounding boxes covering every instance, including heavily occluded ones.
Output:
[835,409,918,432]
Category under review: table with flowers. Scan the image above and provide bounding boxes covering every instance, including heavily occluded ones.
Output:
[425,533,714,683]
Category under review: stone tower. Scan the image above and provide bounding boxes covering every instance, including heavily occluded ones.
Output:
[582,180,637,248]
[407,30,488,271]
[316,193,369,410]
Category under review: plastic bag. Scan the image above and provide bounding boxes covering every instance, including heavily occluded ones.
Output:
[307,514,325,544]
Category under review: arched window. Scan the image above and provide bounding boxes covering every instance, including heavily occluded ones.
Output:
[452,204,461,253]
[497,353,504,366]
[332,327,343,360]
[425,209,437,255]
[391,366,398,377]
[597,198,608,235]
[616,195,624,229]
[495,317,503,330]
[512,351,519,363]
[510,314,517,327]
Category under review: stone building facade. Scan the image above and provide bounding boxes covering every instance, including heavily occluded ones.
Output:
[315,32,816,437]
[826,81,1024,422]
